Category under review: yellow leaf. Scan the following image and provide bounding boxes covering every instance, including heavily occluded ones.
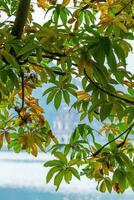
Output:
[114,21,128,33]
[37,0,49,9]
[33,134,45,152]
[85,62,93,78]
[62,0,70,7]
[31,144,38,157]
[76,90,90,101]
[77,59,93,76]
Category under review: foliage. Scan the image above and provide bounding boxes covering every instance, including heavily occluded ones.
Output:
[0,0,134,193]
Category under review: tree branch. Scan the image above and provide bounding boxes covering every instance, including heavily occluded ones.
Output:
[115,0,133,16]
[92,122,134,157]
[117,122,134,148]
[84,69,134,105]
[82,0,106,10]
[28,61,66,76]
[12,0,31,38]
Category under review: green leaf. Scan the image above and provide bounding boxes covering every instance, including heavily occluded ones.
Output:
[43,86,57,96]
[100,103,113,121]
[17,43,37,57]
[54,170,64,191]
[120,153,133,168]
[100,180,106,193]
[46,89,57,104]
[105,178,112,193]
[64,169,72,184]
[46,166,61,183]
[7,69,19,88]
[44,160,63,167]
[63,90,70,105]
[64,145,70,155]
[108,134,117,152]
[2,51,19,68]
[54,90,62,109]
[115,104,124,121]
[54,151,67,164]
[113,42,126,65]
[70,167,80,180]
[107,48,117,72]
[126,171,134,191]
[60,8,67,24]
[0,0,10,15]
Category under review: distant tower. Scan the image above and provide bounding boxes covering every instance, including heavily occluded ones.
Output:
[52,102,79,141]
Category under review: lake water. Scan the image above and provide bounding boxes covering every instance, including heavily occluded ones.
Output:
[0,152,134,200]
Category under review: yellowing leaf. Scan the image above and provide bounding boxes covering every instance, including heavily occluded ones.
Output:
[114,21,128,33]
[31,144,38,157]
[76,91,90,101]
[37,0,49,9]
[77,59,93,76]
[62,0,70,7]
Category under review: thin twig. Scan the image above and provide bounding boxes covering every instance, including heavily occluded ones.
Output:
[117,122,134,148]
[29,53,134,105]
[28,61,66,76]
[92,122,134,157]
[82,0,106,10]
[84,69,134,105]
[115,0,133,16]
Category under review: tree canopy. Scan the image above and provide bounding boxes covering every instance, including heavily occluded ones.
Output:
[0,0,134,193]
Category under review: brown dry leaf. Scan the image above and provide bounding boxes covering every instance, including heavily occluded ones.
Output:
[5,132,10,144]
[68,18,76,24]
[112,183,121,193]
[0,134,4,148]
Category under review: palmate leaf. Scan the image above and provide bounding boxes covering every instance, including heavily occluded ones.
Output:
[46,166,62,183]
[0,0,134,194]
